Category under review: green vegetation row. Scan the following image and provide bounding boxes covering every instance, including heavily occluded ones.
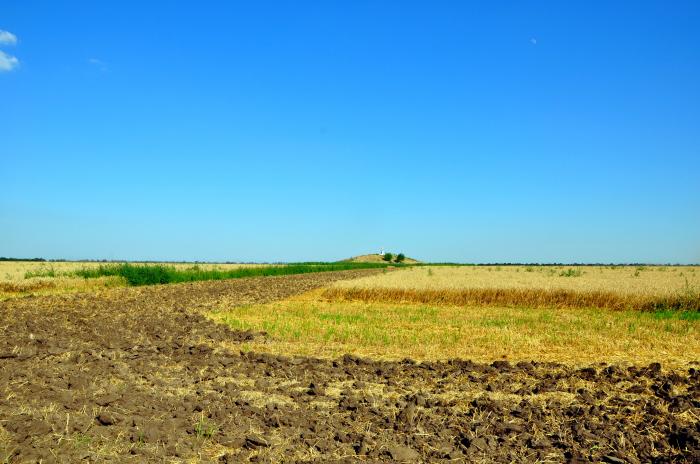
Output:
[26,262,397,286]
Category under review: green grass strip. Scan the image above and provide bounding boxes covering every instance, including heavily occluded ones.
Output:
[70,262,395,286]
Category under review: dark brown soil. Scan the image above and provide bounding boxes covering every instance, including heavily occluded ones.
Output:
[1,270,698,463]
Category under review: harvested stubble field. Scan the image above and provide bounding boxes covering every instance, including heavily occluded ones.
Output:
[1,265,699,462]
[211,295,700,365]
[212,265,699,364]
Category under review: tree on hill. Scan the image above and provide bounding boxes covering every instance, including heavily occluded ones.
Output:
[395,253,405,263]
[382,252,393,262]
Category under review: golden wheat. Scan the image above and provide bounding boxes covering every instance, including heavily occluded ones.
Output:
[321,286,699,311]
[326,265,700,311]
[332,265,700,296]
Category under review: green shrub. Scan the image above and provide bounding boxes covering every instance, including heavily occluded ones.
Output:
[395,253,405,263]
[382,253,393,262]
[24,267,57,278]
[559,268,583,277]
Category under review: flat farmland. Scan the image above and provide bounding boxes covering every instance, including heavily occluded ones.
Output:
[1,265,698,462]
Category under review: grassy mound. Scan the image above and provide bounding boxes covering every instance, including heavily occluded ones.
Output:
[344,254,420,264]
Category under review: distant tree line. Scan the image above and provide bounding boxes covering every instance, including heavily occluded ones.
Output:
[0,256,696,266]
[418,262,698,267]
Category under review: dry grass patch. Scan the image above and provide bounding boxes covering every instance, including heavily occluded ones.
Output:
[210,298,700,366]
[0,276,126,300]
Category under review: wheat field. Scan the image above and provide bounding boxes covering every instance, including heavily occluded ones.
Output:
[325,265,700,311]
[331,265,700,296]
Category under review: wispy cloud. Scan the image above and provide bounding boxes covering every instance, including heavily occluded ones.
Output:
[88,58,108,72]
[0,29,17,45]
[0,50,19,72]
[0,29,19,72]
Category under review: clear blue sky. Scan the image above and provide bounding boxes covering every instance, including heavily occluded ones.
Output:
[2,1,699,263]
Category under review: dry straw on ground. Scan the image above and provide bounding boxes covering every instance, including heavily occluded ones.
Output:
[211,295,699,366]
[211,266,700,365]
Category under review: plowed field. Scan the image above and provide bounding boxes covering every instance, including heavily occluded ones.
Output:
[1,270,698,463]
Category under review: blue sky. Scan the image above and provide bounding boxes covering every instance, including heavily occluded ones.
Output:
[1,1,699,263]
